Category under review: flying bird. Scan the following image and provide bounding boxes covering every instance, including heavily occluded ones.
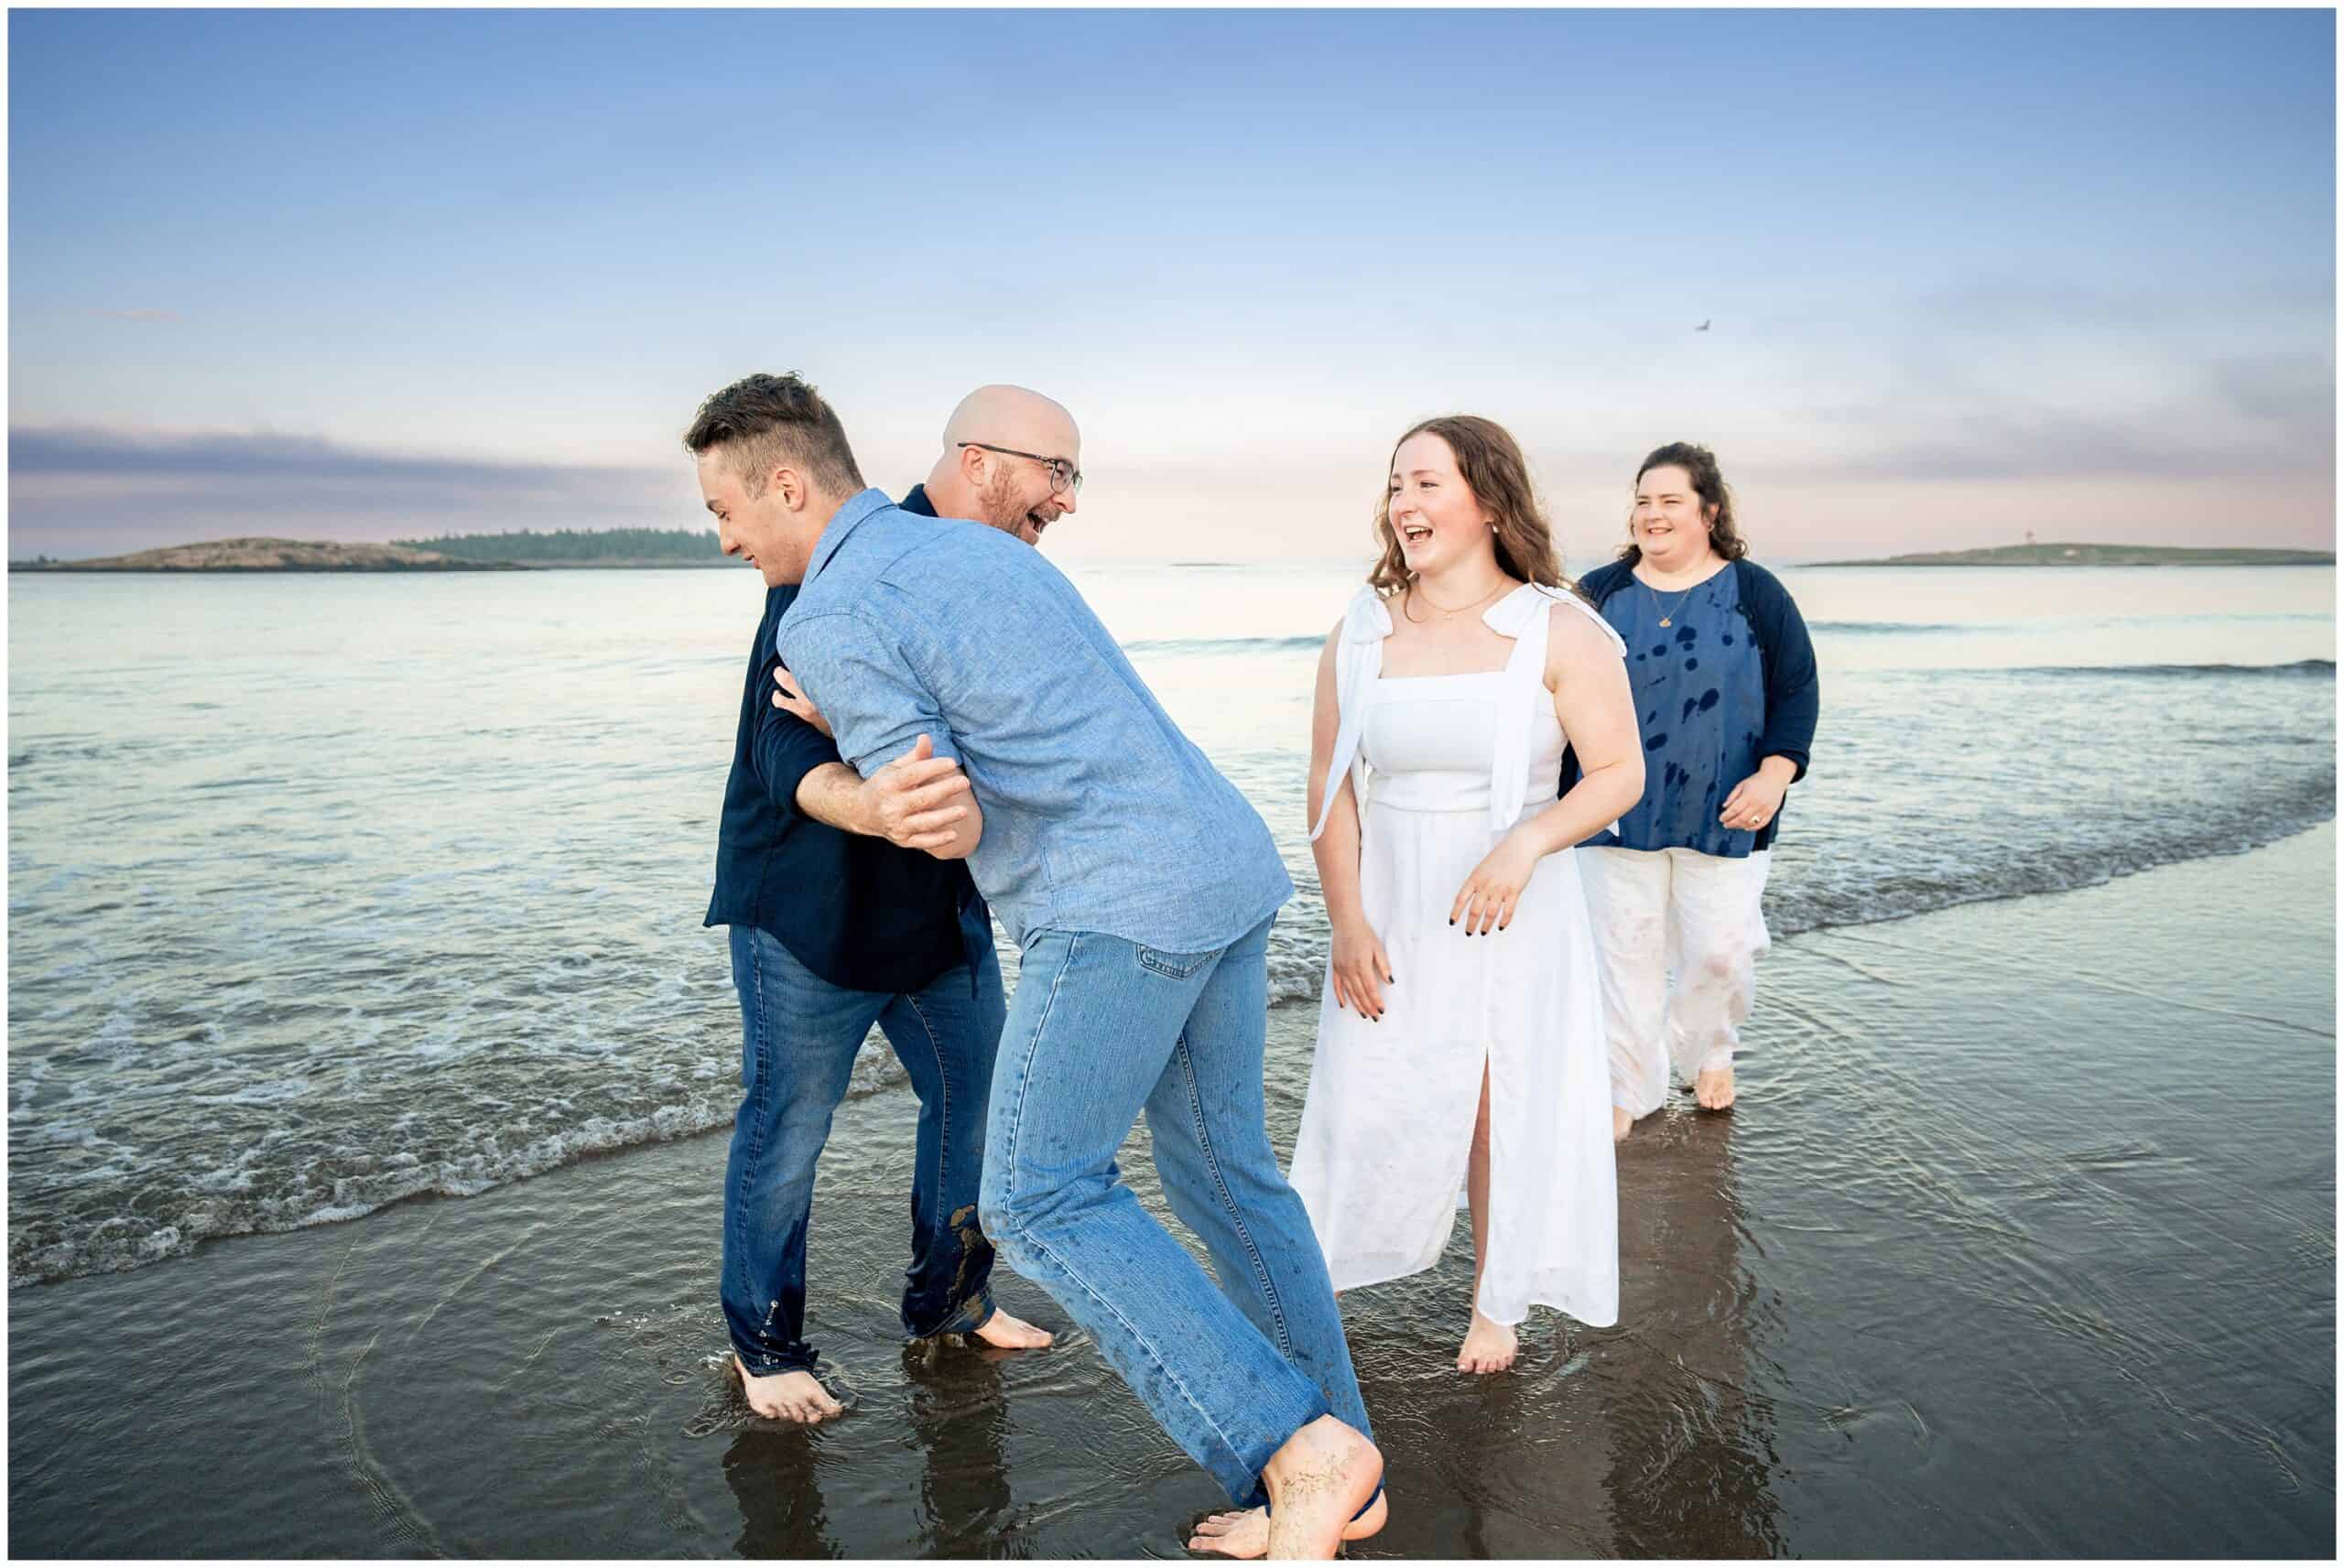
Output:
[1695,319,1711,332]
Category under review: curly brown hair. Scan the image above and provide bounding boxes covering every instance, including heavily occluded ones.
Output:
[1368,416,1565,607]
[1617,441,1748,565]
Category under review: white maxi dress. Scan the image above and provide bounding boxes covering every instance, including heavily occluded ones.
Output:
[1288,582,1622,1329]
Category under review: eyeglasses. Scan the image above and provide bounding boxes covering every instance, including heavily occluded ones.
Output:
[958,441,1082,496]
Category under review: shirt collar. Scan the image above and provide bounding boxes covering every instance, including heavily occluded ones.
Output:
[803,487,895,586]
[899,483,938,517]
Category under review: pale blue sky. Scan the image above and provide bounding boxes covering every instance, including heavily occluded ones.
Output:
[9,8,2335,561]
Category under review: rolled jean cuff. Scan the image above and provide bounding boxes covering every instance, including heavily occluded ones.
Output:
[733,1340,819,1378]
[908,1289,996,1341]
[1227,1386,1335,1511]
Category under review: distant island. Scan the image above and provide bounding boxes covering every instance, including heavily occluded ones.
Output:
[10,537,528,572]
[10,526,732,572]
[1811,542,2336,568]
[393,526,725,568]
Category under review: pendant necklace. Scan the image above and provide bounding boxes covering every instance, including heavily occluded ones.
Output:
[1644,578,1697,628]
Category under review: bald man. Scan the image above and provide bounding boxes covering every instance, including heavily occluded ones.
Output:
[903,384,1082,545]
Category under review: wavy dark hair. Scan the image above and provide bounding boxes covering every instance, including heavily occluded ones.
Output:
[1369,416,1567,609]
[1617,441,1747,565]
[683,372,865,498]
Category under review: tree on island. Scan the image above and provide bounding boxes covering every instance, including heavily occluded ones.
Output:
[392,527,724,563]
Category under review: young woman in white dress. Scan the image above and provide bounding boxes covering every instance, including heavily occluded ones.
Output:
[1301,416,1644,1364]
[1187,416,1644,1560]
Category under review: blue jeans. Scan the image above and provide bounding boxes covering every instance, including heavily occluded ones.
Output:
[980,915,1372,1508]
[723,925,1006,1376]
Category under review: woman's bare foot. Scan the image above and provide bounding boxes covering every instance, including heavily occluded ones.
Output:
[1695,1064,1736,1110]
[732,1354,844,1422]
[1456,1311,1518,1375]
[1261,1415,1383,1559]
[971,1308,1054,1349]
[1185,1491,1387,1559]
[1612,1105,1633,1143]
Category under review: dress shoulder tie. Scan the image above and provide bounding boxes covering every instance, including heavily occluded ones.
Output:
[1309,587,1393,842]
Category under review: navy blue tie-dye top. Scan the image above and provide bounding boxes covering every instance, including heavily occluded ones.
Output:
[1583,566,1769,859]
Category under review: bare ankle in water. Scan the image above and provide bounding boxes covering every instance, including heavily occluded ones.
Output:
[1261,1416,1383,1560]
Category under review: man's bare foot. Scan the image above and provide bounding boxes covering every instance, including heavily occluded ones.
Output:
[971,1308,1054,1349]
[1612,1105,1634,1143]
[1695,1064,1736,1110]
[1456,1310,1518,1375]
[1186,1490,1387,1560]
[1261,1415,1383,1560]
[732,1354,843,1423]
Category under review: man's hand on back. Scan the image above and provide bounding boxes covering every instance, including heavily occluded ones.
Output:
[772,663,832,739]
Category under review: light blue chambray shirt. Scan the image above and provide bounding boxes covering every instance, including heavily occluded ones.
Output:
[776,488,1291,952]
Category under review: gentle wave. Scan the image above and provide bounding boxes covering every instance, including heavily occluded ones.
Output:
[8,1102,731,1287]
[1126,623,1974,654]
[5,1043,911,1289]
[1122,634,1328,657]
[2006,658,2336,679]
[1255,777,2338,1008]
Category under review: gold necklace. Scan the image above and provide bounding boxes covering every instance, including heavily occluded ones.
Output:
[1411,578,1508,619]
[1639,559,1720,627]
[1644,579,1696,628]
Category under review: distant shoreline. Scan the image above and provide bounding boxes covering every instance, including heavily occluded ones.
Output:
[5,534,747,574]
[12,536,2335,574]
[1805,543,2335,568]
[11,560,532,574]
[7,559,742,574]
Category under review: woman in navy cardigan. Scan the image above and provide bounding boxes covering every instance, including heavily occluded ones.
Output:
[1563,443,1818,1141]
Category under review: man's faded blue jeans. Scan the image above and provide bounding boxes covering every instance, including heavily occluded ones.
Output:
[723,925,1005,1375]
[980,915,1373,1507]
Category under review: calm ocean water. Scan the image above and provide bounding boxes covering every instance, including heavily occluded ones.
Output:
[6,561,2335,1286]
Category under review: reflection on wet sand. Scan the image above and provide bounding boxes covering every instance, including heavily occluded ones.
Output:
[1602,1108,1785,1558]
[905,1342,1015,1555]
[717,1337,1019,1560]
[1326,1103,1782,1558]
[722,1426,834,1559]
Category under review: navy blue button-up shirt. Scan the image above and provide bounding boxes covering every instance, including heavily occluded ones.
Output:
[702,486,988,995]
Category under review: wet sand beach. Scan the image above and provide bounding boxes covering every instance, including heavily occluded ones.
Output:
[11,824,2333,1557]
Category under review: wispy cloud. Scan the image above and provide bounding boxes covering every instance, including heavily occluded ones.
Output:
[84,308,180,323]
[1730,272,2338,485]
[12,426,647,488]
[7,426,692,557]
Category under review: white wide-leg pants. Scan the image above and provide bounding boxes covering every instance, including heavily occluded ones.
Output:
[1576,845,1772,1118]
